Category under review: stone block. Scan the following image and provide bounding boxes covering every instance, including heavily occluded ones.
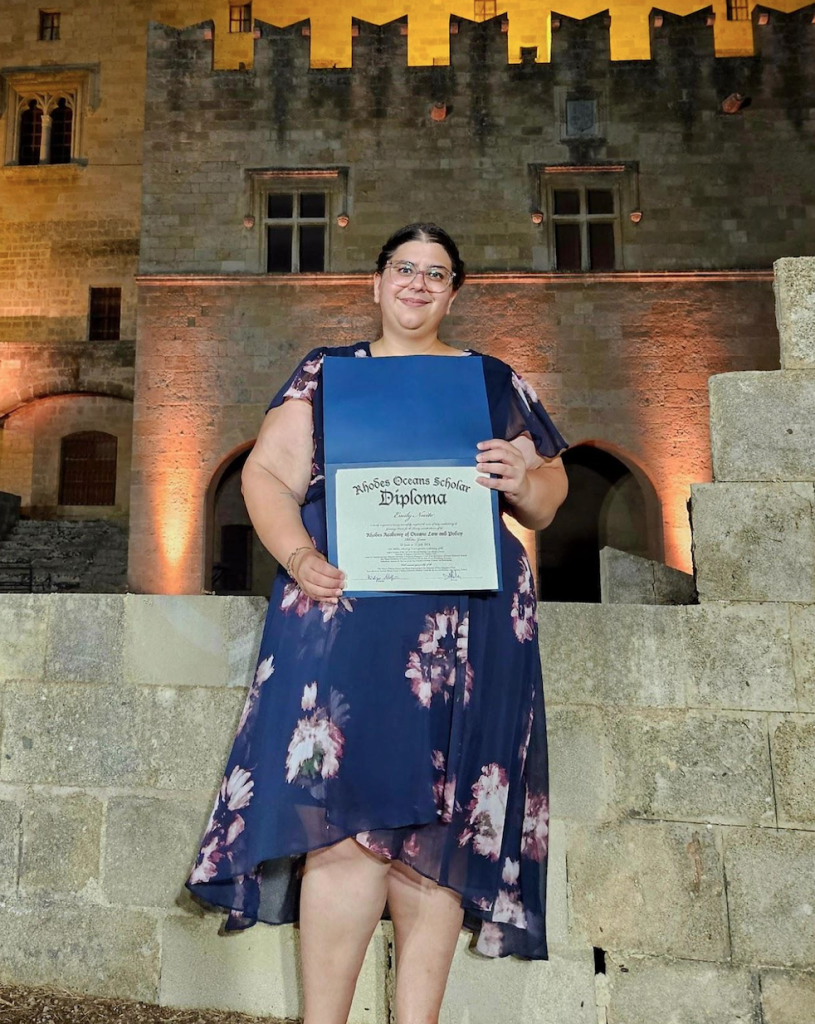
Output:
[122,594,266,689]
[691,483,815,603]
[567,820,728,960]
[709,371,815,482]
[441,943,596,1024]
[548,706,614,821]
[44,594,125,683]
[0,797,21,894]
[606,955,756,1024]
[608,710,774,825]
[774,257,815,369]
[541,605,687,707]
[788,605,815,711]
[0,594,47,680]
[159,914,389,1023]
[20,793,102,895]
[724,828,815,967]
[123,595,229,687]
[149,685,245,790]
[103,795,211,909]
[685,602,796,711]
[599,547,696,605]
[770,714,815,827]
[222,595,268,687]
[0,682,243,789]
[0,899,160,1002]
[760,969,815,1024]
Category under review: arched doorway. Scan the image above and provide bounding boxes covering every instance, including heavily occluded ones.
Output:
[538,443,661,603]
[205,446,277,596]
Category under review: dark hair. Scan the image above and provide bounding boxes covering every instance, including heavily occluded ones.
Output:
[375,222,466,291]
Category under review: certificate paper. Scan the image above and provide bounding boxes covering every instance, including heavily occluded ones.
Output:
[322,354,502,597]
[334,465,499,592]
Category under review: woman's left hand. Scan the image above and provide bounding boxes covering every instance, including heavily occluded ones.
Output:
[475,439,530,505]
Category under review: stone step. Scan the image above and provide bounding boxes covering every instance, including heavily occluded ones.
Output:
[775,257,815,370]
[708,370,815,482]
[690,481,815,603]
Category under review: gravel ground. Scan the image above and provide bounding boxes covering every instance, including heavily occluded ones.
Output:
[0,984,293,1024]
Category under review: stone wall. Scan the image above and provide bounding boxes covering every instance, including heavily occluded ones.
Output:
[0,587,812,1023]
[129,274,778,592]
[140,17,815,275]
[3,254,814,1023]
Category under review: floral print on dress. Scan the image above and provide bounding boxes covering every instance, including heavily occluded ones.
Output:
[510,553,536,643]
[521,790,550,862]
[283,354,324,403]
[406,608,472,708]
[280,580,354,622]
[285,685,350,797]
[188,765,255,884]
[431,749,458,822]
[476,922,504,957]
[510,370,540,412]
[457,762,509,862]
[238,655,274,735]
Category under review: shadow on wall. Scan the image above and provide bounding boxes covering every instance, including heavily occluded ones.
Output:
[539,443,662,603]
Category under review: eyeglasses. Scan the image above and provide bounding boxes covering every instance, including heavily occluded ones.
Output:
[384,260,456,292]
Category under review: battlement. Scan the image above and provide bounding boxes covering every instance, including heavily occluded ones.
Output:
[147,7,815,84]
[152,0,815,68]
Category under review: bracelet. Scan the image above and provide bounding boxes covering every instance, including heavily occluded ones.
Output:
[285,545,312,579]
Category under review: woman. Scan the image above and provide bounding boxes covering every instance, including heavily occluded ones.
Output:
[186,223,569,1024]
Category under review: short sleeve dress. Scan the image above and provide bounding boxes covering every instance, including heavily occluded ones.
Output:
[185,341,569,960]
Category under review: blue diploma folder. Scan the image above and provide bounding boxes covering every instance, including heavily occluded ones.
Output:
[322,354,502,598]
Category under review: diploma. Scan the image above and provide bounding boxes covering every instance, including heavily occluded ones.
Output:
[334,464,499,592]
[323,355,502,597]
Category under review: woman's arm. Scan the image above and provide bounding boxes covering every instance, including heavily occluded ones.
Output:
[241,400,344,601]
[475,435,568,532]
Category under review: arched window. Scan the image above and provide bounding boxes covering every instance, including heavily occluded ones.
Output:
[19,100,43,165]
[49,97,73,163]
[58,431,118,506]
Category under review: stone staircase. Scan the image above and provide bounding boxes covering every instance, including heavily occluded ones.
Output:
[0,519,128,593]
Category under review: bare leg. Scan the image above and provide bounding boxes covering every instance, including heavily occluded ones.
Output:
[300,837,391,1024]
[387,861,465,1024]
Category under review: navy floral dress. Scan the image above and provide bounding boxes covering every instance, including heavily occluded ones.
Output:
[186,342,568,960]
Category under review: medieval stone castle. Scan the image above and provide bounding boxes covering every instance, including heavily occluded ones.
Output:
[1,0,814,597]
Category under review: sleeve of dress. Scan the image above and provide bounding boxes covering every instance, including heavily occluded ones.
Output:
[265,347,326,413]
[500,366,569,460]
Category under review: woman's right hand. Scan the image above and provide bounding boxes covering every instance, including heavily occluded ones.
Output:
[291,548,345,603]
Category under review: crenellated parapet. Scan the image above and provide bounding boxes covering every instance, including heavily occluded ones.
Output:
[149,0,815,68]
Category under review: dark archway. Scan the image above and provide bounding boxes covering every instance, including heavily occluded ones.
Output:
[204,444,276,596]
[538,443,662,603]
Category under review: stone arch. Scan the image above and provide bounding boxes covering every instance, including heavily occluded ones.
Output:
[203,441,276,596]
[0,393,133,517]
[537,440,663,603]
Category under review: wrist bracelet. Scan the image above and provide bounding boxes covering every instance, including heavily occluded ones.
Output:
[285,545,312,579]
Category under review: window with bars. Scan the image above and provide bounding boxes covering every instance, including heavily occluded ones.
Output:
[229,3,252,32]
[550,186,617,272]
[89,287,122,341]
[726,0,749,18]
[265,192,327,273]
[39,10,60,41]
[58,431,117,506]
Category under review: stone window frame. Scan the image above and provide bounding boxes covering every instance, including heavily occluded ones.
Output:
[531,163,640,272]
[1,65,98,168]
[246,167,350,274]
